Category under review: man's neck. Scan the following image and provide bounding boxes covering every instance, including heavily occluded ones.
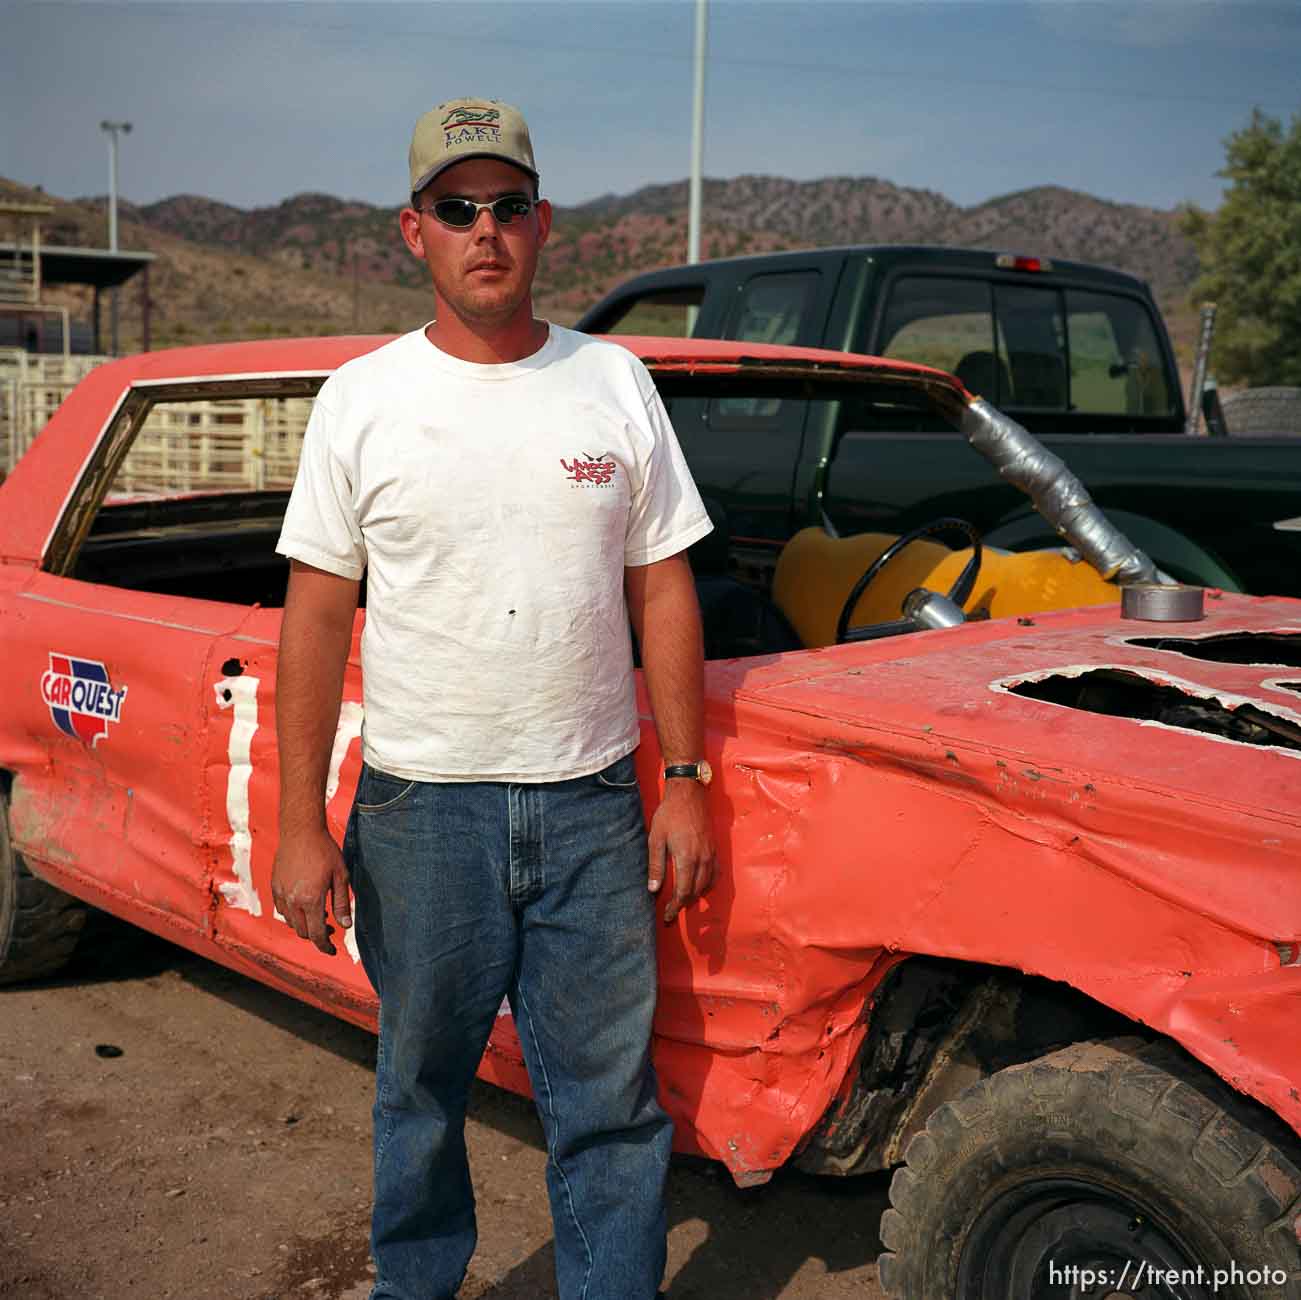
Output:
[426,308,548,365]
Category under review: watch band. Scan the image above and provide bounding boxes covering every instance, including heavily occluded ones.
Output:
[663,760,712,785]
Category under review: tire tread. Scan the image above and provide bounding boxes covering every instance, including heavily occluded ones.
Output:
[877,1037,1301,1299]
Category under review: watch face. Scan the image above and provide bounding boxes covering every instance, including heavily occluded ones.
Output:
[698,759,713,786]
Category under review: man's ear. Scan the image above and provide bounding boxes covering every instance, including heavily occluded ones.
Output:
[398,207,426,259]
[534,198,553,249]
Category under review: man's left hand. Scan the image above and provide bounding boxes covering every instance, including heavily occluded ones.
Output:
[648,780,716,924]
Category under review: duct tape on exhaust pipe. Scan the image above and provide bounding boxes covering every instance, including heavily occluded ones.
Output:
[960,398,1164,587]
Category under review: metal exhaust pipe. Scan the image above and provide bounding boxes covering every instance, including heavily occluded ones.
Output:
[960,398,1165,587]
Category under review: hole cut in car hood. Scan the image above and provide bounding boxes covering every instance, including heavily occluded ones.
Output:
[1125,631,1301,668]
[997,664,1301,757]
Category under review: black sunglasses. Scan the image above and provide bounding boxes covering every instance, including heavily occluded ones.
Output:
[417,193,535,229]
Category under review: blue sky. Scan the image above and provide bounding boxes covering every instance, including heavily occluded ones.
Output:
[5,1,1299,214]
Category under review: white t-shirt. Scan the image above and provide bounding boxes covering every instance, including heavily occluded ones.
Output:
[276,323,712,782]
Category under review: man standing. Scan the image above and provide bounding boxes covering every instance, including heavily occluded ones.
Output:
[271,98,716,1300]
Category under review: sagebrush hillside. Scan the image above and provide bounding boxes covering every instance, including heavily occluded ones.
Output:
[4,173,1201,359]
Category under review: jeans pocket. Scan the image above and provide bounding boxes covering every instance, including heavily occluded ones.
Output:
[355,765,418,814]
[594,752,640,790]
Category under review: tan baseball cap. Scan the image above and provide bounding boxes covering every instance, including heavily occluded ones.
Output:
[408,98,539,196]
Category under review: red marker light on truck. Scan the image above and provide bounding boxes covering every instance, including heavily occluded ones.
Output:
[995,253,1053,273]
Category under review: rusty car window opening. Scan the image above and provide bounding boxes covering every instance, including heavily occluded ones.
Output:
[46,377,324,608]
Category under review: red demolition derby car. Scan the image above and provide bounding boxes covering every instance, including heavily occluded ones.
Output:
[1,336,1299,1298]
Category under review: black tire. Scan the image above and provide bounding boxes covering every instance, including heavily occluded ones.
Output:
[0,790,91,984]
[879,1038,1301,1299]
[1220,387,1301,437]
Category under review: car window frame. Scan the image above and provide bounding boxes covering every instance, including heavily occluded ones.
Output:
[44,375,326,578]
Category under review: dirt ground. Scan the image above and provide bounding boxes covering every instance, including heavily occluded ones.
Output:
[0,915,891,1300]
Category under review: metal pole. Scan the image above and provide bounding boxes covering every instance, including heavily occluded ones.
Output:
[687,0,707,266]
[108,132,118,251]
[101,120,132,354]
[32,216,42,303]
[1185,301,1217,435]
[141,263,151,352]
[352,245,360,332]
[685,0,707,335]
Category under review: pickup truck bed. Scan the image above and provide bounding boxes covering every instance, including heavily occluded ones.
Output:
[825,427,1301,594]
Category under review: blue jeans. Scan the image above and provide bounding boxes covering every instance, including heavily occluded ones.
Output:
[343,751,671,1300]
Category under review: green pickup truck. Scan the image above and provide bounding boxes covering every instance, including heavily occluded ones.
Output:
[577,246,1301,596]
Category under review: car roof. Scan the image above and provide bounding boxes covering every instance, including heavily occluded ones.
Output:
[38,331,952,383]
[0,332,967,567]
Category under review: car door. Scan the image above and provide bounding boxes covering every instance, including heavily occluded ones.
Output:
[8,381,247,933]
[8,372,375,1017]
[206,605,377,1016]
[88,377,378,1011]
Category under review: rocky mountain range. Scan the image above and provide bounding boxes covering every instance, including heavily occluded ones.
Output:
[4,174,1200,355]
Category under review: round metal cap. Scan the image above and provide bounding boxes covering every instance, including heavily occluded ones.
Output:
[1120,583,1206,622]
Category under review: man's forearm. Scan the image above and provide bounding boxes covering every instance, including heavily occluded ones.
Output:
[628,556,706,763]
[276,574,358,834]
[626,553,715,920]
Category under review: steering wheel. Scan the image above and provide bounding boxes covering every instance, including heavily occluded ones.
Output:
[835,517,983,643]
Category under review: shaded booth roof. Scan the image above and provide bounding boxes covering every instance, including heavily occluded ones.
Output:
[0,243,157,354]
[32,244,155,289]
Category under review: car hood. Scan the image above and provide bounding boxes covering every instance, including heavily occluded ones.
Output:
[704,592,1301,947]
[724,592,1301,808]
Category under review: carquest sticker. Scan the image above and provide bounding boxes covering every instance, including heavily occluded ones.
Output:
[40,652,128,747]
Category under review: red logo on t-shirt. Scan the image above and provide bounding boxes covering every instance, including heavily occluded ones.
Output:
[561,452,617,486]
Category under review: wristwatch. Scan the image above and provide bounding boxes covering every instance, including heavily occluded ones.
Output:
[663,760,713,786]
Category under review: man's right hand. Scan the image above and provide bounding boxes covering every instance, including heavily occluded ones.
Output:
[271,827,353,956]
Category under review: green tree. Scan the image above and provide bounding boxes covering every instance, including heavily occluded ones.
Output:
[1182,108,1301,386]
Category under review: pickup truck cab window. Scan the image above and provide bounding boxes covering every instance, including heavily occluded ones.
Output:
[1066,288,1173,417]
[599,285,704,338]
[724,271,820,346]
[877,276,996,373]
[872,274,1176,421]
[873,276,1005,417]
[995,282,1068,410]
